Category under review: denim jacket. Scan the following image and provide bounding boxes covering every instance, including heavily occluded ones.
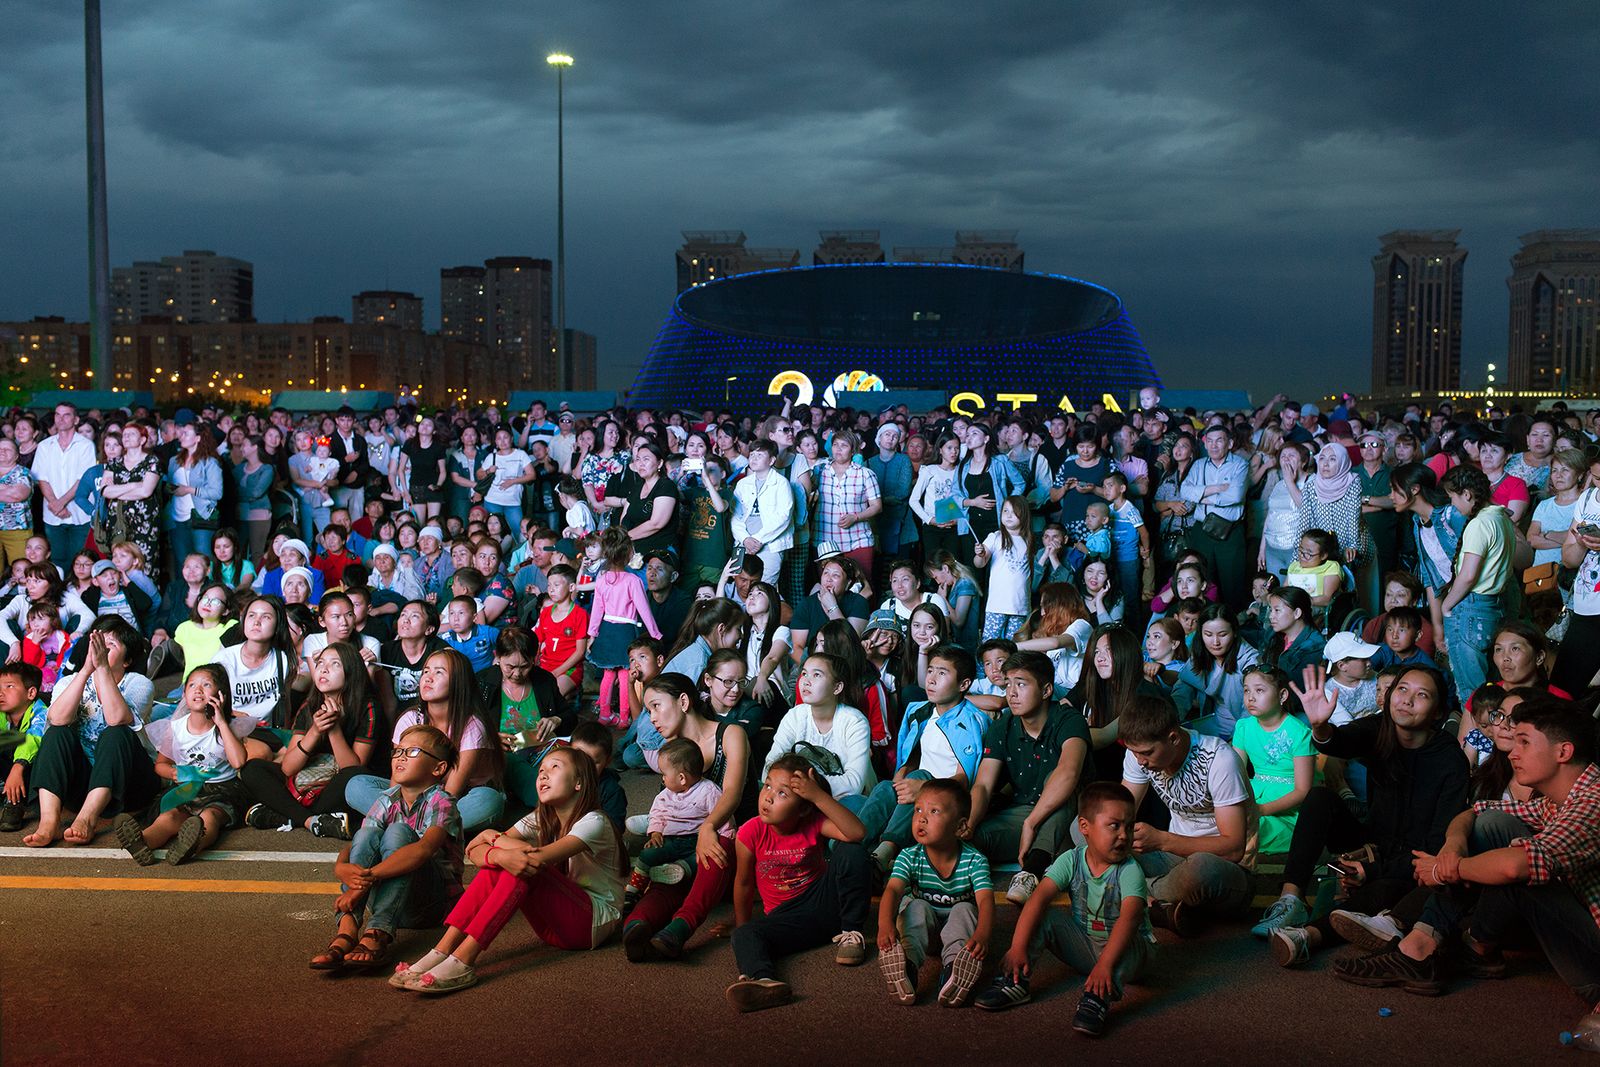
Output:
[956,453,1026,536]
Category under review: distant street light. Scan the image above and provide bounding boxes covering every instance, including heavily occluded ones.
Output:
[725,375,739,402]
[547,52,573,391]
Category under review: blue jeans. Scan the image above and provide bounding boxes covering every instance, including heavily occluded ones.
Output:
[485,502,523,535]
[167,522,215,570]
[618,713,665,771]
[44,522,90,564]
[1115,557,1140,605]
[344,774,504,832]
[297,492,329,544]
[1419,812,1600,1006]
[841,770,930,847]
[1442,592,1504,709]
[345,821,451,934]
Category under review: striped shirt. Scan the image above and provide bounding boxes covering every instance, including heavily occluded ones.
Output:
[890,842,992,910]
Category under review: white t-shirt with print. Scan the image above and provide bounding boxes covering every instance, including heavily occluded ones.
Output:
[484,449,531,507]
[170,713,237,782]
[1048,618,1096,692]
[981,531,1032,616]
[1569,489,1600,617]
[510,809,626,946]
[212,645,291,728]
[1123,730,1252,842]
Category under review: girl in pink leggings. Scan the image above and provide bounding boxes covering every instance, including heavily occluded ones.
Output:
[393,748,627,994]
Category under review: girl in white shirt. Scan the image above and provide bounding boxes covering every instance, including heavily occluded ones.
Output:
[972,496,1034,641]
[763,652,875,799]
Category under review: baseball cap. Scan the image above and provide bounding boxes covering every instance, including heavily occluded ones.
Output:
[1325,632,1381,664]
[551,538,578,559]
[864,609,904,637]
[91,559,118,577]
[643,546,679,571]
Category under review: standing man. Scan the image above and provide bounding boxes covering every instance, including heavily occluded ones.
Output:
[815,430,882,581]
[866,424,912,570]
[329,405,369,515]
[1181,424,1250,609]
[32,403,96,562]
[732,440,795,585]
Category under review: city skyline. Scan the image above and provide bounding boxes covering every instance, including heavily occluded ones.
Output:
[4,2,1596,398]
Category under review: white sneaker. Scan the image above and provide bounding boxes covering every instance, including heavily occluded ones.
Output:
[647,860,693,885]
[625,814,651,835]
[872,841,900,876]
[1006,870,1039,905]
[1328,909,1403,953]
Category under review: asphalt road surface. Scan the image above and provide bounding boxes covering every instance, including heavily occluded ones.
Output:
[0,773,1584,1066]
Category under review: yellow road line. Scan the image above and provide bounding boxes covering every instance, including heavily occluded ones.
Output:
[0,875,337,895]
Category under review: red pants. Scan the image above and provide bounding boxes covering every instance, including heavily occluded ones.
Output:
[446,865,594,951]
[628,834,735,933]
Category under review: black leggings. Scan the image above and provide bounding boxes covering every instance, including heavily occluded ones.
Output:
[239,760,370,824]
[1553,609,1600,697]
[1283,785,1369,892]
[31,724,160,817]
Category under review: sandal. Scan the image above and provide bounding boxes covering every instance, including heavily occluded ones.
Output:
[309,931,358,971]
[344,929,394,971]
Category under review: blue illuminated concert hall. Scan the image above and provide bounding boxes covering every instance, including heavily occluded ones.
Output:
[629,262,1161,412]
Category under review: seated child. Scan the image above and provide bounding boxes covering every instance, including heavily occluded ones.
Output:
[440,594,498,673]
[18,604,67,694]
[115,664,249,866]
[625,737,727,908]
[1367,605,1437,671]
[0,662,47,832]
[1234,667,1317,862]
[974,781,1153,1037]
[1360,571,1438,656]
[877,778,995,1007]
[393,747,627,993]
[1457,684,1506,766]
[726,756,870,1012]
[570,721,627,833]
[1284,529,1343,623]
[619,638,668,771]
[966,638,1017,716]
[1241,570,1278,647]
[310,724,463,970]
[87,559,149,627]
[1032,523,1075,590]
[1323,632,1380,724]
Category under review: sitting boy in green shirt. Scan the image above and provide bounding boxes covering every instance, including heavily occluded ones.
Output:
[975,781,1153,1036]
[0,662,47,832]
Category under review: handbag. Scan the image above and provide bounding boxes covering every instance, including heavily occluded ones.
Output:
[1200,511,1236,540]
[1523,561,1560,595]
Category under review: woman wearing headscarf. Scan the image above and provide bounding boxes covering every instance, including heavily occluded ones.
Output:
[1296,441,1367,573]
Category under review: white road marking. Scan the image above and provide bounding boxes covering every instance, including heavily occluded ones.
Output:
[0,846,338,863]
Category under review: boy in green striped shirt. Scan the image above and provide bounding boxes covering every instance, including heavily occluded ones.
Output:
[876,778,995,1007]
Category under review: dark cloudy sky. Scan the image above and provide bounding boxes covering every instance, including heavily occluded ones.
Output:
[5,1,1596,400]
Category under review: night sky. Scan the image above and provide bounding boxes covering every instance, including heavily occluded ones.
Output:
[5,1,1596,401]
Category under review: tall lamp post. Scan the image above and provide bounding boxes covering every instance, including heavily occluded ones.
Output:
[546,52,573,392]
[85,0,112,389]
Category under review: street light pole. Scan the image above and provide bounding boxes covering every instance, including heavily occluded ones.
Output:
[85,0,112,389]
[546,52,573,393]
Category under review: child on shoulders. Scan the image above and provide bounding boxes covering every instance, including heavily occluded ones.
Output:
[975,782,1153,1037]
[877,778,994,1007]
[726,756,870,1012]
[310,724,463,971]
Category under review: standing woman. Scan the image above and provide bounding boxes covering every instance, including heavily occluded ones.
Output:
[579,419,630,518]
[24,619,156,847]
[1050,423,1113,528]
[1355,430,1397,612]
[908,432,964,568]
[288,429,330,544]
[956,423,1023,566]
[479,428,533,535]
[601,441,680,558]
[1437,465,1517,709]
[164,423,224,575]
[1506,415,1557,498]
[447,425,485,522]
[100,424,162,582]
[260,424,293,488]
[1296,441,1366,576]
[1474,431,1530,527]
[1153,433,1198,569]
[1258,443,1309,583]
[232,435,275,560]
[401,415,448,523]
[0,438,36,568]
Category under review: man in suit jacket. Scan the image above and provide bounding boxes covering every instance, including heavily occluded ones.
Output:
[329,405,370,514]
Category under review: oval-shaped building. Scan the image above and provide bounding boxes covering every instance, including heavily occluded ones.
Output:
[629,262,1160,412]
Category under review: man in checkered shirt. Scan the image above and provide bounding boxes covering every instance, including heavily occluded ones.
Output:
[1332,695,1600,1035]
[814,429,882,579]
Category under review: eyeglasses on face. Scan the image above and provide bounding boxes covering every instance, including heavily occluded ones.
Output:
[391,746,444,761]
[1484,710,1514,727]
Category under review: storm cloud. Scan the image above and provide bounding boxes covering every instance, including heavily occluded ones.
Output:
[4,0,1595,399]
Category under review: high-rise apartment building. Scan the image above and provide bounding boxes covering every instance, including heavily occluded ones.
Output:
[111,250,253,325]
[440,266,487,344]
[1507,230,1600,392]
[814,231,885,266]
[351,290,423,332]
[484,256,552,389]
[1370,230,1466,393]
[563,328,598,391]
[676,233,800,293]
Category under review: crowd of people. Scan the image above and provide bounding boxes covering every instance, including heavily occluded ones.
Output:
[0,388,1597,1039]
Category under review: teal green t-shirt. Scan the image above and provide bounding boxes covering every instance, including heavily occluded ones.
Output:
[890,842,993,910]
[1044,844,1151,944]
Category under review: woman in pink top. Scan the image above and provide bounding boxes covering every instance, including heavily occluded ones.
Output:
[586,527,662,727]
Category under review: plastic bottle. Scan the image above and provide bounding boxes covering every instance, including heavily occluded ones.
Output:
[1560,1014,1600,1051]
